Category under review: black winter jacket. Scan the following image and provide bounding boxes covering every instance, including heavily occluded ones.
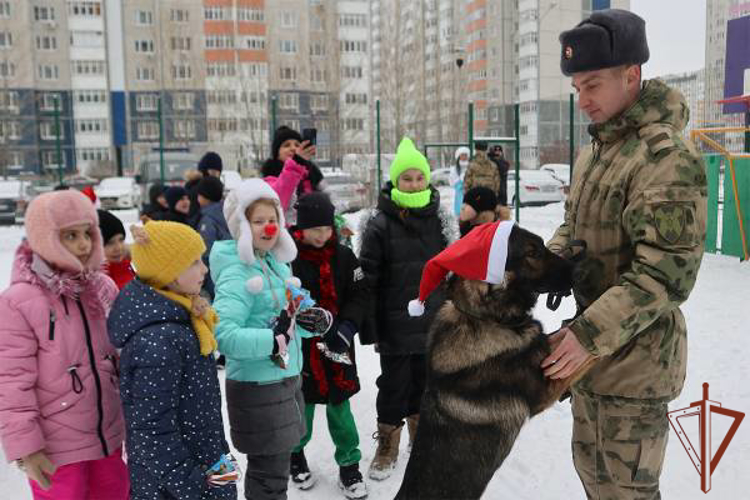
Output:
[358,184,454,354]
[108,279,235,500]
[292,237,369,405]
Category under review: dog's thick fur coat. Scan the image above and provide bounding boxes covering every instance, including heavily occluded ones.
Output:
[396,225,595,500]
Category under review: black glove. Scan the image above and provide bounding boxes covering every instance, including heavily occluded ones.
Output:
[324,320,357,354]
[272,310,292,355]
[296,307,333,335]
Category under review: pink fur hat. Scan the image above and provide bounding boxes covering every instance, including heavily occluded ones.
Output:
[24,190,104,273]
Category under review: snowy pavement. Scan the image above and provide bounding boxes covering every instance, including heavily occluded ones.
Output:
[1,195,749,499]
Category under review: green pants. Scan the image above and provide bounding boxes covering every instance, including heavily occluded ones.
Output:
[292,400,362,467]
[571,392,669,500]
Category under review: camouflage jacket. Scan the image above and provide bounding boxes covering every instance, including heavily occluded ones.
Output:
[463,151,502,196]
[548,79,708,402]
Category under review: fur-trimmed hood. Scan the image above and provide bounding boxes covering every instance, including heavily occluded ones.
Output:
[10,239,117,319]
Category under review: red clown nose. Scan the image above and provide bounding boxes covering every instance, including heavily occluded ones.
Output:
[264,223,278,237]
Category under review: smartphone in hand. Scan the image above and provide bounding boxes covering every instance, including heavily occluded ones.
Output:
[302,128,317,146]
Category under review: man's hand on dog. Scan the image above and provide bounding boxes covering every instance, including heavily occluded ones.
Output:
[541,328,593,379]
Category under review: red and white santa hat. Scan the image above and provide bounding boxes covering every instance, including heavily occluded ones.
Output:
[408,220,515,317]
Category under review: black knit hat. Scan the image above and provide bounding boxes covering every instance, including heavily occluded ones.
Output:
[271,126,303,160]
[97,209,125,244]
[164,186,188,210]
[474,141,488,152]
[295,192,335,230]
[196,176,224,203]
[559,9,649,76]
[198,151,223,175]
[463,186,497,214]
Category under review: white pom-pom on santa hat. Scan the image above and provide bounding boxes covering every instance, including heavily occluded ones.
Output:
[246,276,264,294]
[407,220,515,317]
[285,277,302,288]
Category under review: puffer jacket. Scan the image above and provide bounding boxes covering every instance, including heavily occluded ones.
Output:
[548,79,708,402]
[210,240,312,384]
[108,278,235,500]
[358,184,456,354]
[0,241,124,467]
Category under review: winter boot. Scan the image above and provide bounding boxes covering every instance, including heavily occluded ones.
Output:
[367,422,402,481]
[339,463,368,499]
[406,414,419,448]
[290,450,316,490]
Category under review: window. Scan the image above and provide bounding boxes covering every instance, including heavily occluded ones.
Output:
[204,6,231,20]
[282,120,299,132]
[0,61,14,78]
[174,92,194,110]
[76,148,109,161]
[238,8,263,22]
[314,120,329,132]
[172,64,192,80]
[136,66,155,81]
[240,63,266,78]
[0,2,10,18]
[310,95,328,111]
[136,94,158,111]
[171,37,191,51]
[36,34,58,50]
[173,119,195,140]
[72,60,106,75]
[207,90,237,105]
[315,146,329,161]
[341,66,363,79]
[0,31,11,49]
[40,122,63,140]
[135,10,153,25]
[68,2,102,17]
[70,31,103,48]
[279,67,296,80]
[241,90,266,105]
[205,35,234,49]
[42,150,64,167]
[241,36,265,50]
[280,11,296,28]
[76,119,107,133]
[342,118,364,131]
[0,91,19,111]
[74,90,107,104]
[171,9,189,22]
[310,42,325,56]
[137,121,158,140]
[135,39,154,53]
[340,40,367,53]
[310,68,326,83]
[345,93,367,105]
[34,6,55,21]
[278,93,298,111]
[339,14,367,27]
[279,39,297,54]
[0,121,20,141]
[39,93,62,111]
[38,64,59,80]
[207,63,235,77]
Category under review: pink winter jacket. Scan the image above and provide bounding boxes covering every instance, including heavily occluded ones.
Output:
[0,241,125,467]
[264,156,309,211]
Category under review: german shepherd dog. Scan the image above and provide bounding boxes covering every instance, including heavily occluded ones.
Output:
[395,225,594,500]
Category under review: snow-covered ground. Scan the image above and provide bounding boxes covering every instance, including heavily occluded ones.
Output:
[1,192,749,499]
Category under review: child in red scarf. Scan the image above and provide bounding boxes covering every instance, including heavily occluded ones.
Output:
[97,210,135,290]
[290,193,369,499]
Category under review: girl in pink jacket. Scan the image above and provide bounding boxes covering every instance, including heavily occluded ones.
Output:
[0,190,129,500]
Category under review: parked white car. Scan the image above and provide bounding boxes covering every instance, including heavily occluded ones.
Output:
[323,172,369,213]
[430,167,453,187]
[540,163,571,192]
[507,170,565,207]
[96,177,141,209]
[0,179,33,225]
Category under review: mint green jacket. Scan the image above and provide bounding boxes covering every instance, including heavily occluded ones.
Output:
[210,240,312,383]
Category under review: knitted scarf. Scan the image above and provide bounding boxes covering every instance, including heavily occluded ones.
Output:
[155,289,219,356]
[391,187,431,209]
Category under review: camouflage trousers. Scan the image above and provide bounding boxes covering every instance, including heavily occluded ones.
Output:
[571,392,669,500]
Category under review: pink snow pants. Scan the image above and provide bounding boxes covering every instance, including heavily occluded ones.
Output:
[29,448,129,500]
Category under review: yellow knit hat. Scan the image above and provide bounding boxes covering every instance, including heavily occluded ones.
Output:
[130,221,206,288]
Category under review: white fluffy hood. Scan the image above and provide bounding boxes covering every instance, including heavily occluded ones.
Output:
[223,178,297,265]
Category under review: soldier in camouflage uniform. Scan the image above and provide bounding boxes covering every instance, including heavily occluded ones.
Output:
[542,10,708,500]
[463,142,501,198]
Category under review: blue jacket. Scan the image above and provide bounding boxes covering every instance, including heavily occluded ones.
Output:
[210,240,312,384]
[198,201,231,299]
[108,279,235,500]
